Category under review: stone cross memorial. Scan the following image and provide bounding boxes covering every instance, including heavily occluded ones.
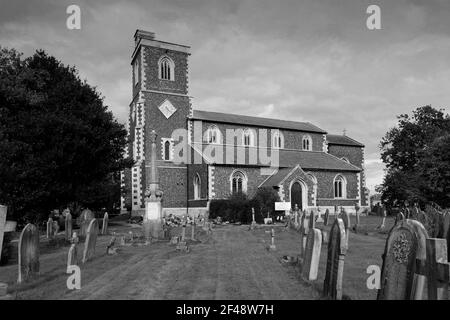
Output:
[323,218,346,300]
[18,224,40,284]
[143,130,164,241]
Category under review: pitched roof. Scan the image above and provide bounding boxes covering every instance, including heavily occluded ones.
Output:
[191,110,327,134]
[326,134,364,147]
[259,168,293,187]
[277,149,361,171]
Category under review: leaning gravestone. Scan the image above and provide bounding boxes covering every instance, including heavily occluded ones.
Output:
[82,219,98,263]
[79,209,95,238]
[65,212,72,241]
[323,218,346,300]
[0,205,7,264]
[17,224,40,283]
[377,219,428,300]
[101,212,109,235]
[301,227,322,281]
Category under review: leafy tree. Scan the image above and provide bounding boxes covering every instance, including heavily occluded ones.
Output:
[252,187,280,218]
[378,106,450,207]
[0,47,133,223]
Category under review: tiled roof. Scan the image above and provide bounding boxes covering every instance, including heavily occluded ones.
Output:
[191,110,327,134]
[259,168,293,187]
[326,134,364,147]
[277,149,361,171]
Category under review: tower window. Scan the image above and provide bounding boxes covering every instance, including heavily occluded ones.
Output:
[302,135,312,151]
[133,58,139,86]
[158,56,175,81]
[162,138,173,161]
[231,170,247,194]
[193,174,201,200]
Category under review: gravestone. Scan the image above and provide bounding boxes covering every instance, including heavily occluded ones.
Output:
[316,207,323,223]
[181,222,186,242]
[301,228,322,281]
[309,211,316,230]
[377,219,428,300]
[0,205,7,264]
[82,219,99,263]
[426,238,450,300]
[106,235,117,255]
[79,209,95,238]
[341,210,350,249]
[67,232,79,271]
[102,212,109,235]
[191,220,195,241]
[444,213,450,259]
[65,212,72,241]
[323,218,346,300]
[250,208,257,230]
[46,218,54,239]
[17,224,40,283]
[299,215,307,259]
[53,220,59,236]
[323,209,330,226]
[268,228,276,251]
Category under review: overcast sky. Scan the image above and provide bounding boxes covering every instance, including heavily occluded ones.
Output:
[1,0,449,194]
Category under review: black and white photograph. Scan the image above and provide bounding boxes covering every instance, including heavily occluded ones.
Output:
[0,0,450,309]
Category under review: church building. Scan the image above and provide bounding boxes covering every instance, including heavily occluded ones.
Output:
[121,30,370,217]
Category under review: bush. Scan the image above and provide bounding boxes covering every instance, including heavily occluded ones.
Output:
[209,187,280,224]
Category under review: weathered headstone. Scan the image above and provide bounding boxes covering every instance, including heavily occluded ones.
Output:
[341,209,350,249]
[53,220,59,236]
[181,222,186,242]
[377,219,428,300]
[106,235,117,255]
[309,210,316,230]
[323,209,330,226]
[0,205,7,264]
[444,213,450,259]
[79,208,95,238]
[191,220,196,241]
[65,212,72,241]
[67,232,79,271]
[101,212,109,235]
[316,207,323,223]
[46,217,54,239]
[323,218,346,300]
[268,228,276,251]
[301,228,322,280]
[425,238,450,300]
[82,219,98,263]
[17,224,40,283]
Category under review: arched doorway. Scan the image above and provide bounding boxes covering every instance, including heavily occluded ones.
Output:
[290,181,302,210]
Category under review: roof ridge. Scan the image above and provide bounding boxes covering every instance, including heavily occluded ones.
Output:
[325,152,362,170]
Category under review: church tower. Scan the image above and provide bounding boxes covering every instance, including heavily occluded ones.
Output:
[127,30,192,216]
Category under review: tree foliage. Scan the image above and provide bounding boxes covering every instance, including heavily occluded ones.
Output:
[0,47,133,222]
[377,106,450,208]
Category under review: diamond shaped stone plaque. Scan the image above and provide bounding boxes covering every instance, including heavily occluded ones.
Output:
[158,99,177,119]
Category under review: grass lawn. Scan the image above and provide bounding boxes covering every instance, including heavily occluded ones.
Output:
[0,214,395,300]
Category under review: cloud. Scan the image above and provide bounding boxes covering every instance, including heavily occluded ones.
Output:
[1,0,449,194]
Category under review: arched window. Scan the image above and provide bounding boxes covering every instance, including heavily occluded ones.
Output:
[302,135,312,151]
[242,128,255,147]
[205,125,221,144]
[334,175,347,198]
[272,130,284,149]
[164,140,171,160]
[231,171,247,194]
[158,56,175,81]
[193,174,201,200]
